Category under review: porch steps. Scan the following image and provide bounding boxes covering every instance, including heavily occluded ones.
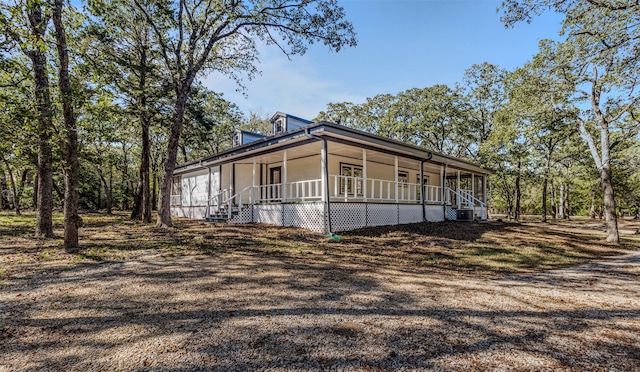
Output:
[205,207,239,223]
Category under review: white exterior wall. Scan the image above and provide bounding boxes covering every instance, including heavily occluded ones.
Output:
[181,169,209,207]
[286,155,321,182]
[266,155,321,183]
[171,206,208,219]
[234,163,254,192]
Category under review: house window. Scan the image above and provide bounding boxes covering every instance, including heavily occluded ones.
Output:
[340,163,363,195]
[417,174,430,200]
[274,119,284,133]
[416,174,429,185]
[171,176,182,205]
[398,171,408,184]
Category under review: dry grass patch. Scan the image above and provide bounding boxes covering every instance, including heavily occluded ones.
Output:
[0,212,637,281]
[0,212,639,370]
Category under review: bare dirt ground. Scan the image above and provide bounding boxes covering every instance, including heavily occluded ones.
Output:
[1,214,639,371]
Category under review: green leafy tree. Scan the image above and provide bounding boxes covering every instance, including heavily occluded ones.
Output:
[0,0,55,237]
[130,0,357,227]
[462,62,508,160]
[505,62,578,221]
[53,0,82,250]
[181,84,244,158]
[86,0,169,223]
[501,0,640,242]
[240,109,272,135]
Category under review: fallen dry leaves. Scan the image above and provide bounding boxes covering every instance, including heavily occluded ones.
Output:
[0,213,639,371]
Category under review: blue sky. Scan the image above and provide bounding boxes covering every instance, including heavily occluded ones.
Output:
[203,0,564,120]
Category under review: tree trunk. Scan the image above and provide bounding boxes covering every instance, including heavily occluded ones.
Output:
[541,175,547,222]
[0,173,4,210]
[32,174,38,210]
[95,166,112,215]
[17,169,28,207]
[550,180,556,219]
[133,39,153,223]
[138,115,152,222]
[514,157,521,221]
[589,192,596,219]
[579,75,620,243]
[152,170,157,211]
[2,159,20,215]
[156,91,189,228]
[558,183,564,219]
[54,0,81,250]
[181,145,188,164]
[131,184,143,219]
[29,43,54,237]
[601,165,619,242]
[564,181,570,220]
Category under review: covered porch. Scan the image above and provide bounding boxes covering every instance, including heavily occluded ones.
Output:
[172,133,488,232]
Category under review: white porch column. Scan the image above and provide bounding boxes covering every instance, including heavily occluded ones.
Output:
[483,176,487,205]
[440,165,444,204]
[282,150,288,202]
[394,156,399,203]
[456,170,461,209]
[252,159,256,204]
[471,173,475,200]
[207,166,212,217]
[483,175,488,219]
[363,149,367,202]
[320,140,330,233]
[321,144,327,200]
[230,164,234,196]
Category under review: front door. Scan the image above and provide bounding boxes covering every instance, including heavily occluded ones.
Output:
[270,166,281,200]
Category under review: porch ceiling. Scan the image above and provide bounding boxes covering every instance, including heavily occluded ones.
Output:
[234,140,444,172]
[234,141,322,165]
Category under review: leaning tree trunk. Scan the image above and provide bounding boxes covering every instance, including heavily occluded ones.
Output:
[54,0,81,250]
[157,90,189,228]
[601,165,619,242]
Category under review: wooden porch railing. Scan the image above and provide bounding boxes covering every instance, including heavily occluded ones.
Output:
[329,175,442,203]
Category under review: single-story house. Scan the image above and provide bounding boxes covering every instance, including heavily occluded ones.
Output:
[171,112,491,233]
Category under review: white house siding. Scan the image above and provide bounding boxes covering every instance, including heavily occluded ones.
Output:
[285,155,322,182]
[234,163,254,193]
[171,206,207,219]
[181,169,211,207]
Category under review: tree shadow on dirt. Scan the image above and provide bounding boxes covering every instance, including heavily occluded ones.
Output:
[2,249,640,371]
[343,220,508,242]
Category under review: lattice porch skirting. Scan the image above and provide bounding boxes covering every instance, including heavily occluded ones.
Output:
[227,202,444,233]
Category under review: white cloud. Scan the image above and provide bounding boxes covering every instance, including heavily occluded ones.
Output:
[201,44,366,120]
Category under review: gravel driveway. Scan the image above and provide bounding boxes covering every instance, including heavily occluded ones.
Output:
[1,246,639,371]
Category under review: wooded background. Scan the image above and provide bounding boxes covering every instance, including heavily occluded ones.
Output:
[1,0,638,247]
